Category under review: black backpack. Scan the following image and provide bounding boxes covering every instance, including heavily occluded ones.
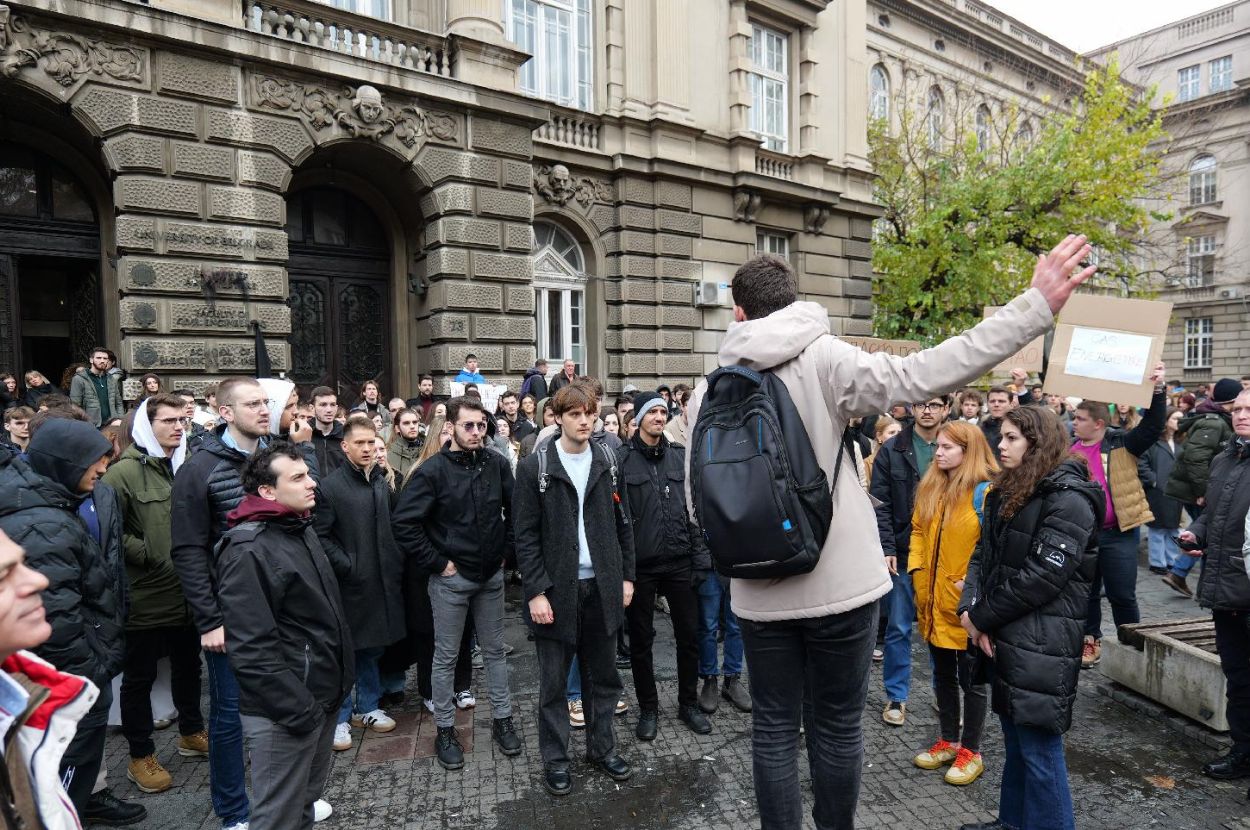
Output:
[690,365,847,579]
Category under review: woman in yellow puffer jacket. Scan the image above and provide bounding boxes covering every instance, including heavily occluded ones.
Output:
[907,420,999,786]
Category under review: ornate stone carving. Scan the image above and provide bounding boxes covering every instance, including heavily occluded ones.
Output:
[251,75,458,148]
[804,204,831,235]
[0,5,145,88]
[733,188,761,223]
[533,164,612,210]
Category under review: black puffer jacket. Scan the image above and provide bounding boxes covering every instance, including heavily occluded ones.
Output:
[392,446,515,582]
[216,497,354,734]
[870,423,921,571]
[959,459,1102,735]
[0,443,125,727]
[1192,441,1250,611]
[311,422,346,476]
[314,463,406,650]
[616,434,710,576]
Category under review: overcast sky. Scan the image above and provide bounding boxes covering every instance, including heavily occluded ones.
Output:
[986,0,1234,53]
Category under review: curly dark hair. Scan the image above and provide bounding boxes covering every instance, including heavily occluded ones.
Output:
[992,405,1079,519]
[241,440,305,495]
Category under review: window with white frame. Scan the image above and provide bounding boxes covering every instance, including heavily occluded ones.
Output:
[926,86,944,150]
[1189,154,1217,205]
[748,23,789,152]
[532,222,587,370]
[756,230,790,260]
[1185,318,1214,369]
[319,0,392,19]
[1178,65,1201,101]
[869,64,890,123]
[975,104,991,152]
[1210,56,1233,92]
[504,0,593,111]
[1187,235,1216,285]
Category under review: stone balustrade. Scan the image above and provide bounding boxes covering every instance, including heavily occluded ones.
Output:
[754,149,794,180]
[533,107,603,151]
[242,0,453,77]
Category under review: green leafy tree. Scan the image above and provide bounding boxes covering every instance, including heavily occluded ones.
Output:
[870,60,1169,344]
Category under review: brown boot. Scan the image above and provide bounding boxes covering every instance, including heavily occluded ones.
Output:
[1161,572,1193,598]
[126,755,172,793]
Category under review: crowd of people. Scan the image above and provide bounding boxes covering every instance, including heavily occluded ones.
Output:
[1,233,1249,830]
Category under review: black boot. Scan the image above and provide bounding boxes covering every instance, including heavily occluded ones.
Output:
[435,725,465,770]
[589,753,632,782]
[678,705,712,735]
[492,717,522,757]
[1203,748,1250,779]
[636,710,659,741]
[82,788,147,827]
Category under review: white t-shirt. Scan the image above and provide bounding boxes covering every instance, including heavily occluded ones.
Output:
[555,439,595,578]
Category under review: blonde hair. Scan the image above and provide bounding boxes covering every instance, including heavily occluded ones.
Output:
[912,421,999,527]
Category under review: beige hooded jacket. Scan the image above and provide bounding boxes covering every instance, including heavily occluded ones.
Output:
[685,287,1056,622]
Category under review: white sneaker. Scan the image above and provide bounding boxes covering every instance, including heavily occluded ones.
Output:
[423,698,435,714]
[224,823,249,830]
[454,690,476,709]
[351,709,397,733]
[332,722,352,751]
[313,799,332,822]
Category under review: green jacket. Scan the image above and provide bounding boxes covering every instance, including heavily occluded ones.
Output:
[100,445,189,630]
[387,439,423,482]
[1166,408,1234,505]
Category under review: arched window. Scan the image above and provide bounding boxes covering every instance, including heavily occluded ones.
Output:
[532,221,587,371]
[869,64,890,122]
[975,104,991,152]
[1015,120,1033,150]
[926,86,944,150]
[1189,154,1217,205]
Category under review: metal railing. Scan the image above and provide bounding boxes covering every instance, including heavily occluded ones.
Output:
[242,0,453,77]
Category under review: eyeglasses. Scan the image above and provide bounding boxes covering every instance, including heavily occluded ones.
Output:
[458,422,489,432]
[154,416,192,427]
[227,399,268,412]
[913,402,947,412]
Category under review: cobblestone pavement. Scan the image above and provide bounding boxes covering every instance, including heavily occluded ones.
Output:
[102,554,1250,830]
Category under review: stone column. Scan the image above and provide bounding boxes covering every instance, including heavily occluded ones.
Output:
[446,0,530,90]
[446,0,506,41]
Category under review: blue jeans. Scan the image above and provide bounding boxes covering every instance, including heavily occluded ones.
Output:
[1147,527,1180,569]
[697,576,743,676]
[205,651,248,827]
[1171,552,1201,579]
[1084,527,1141,640]
[882,573,914,703]
[337,647,385,724]
[998,716,1075,830]
[380,669,405,696]
[567,657,581,702]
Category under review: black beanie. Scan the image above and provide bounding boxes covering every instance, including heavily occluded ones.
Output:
[1212,378,1242,404]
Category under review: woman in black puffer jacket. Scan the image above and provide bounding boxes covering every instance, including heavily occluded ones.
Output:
[957,405,1102,830]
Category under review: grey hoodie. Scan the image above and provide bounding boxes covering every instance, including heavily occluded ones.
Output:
[685,288,1055,622]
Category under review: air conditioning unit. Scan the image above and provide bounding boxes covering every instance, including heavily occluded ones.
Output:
[1220,287,1242,299]
[694,281,732,308]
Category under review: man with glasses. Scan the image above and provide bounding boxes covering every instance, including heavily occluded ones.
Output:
[870,393,952,726]
[171,377,280,830]
[392,396,521,771]
[104,393,207,795]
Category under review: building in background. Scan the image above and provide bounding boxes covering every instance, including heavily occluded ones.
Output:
[0,0,878,401]
[1087,2,1250,386]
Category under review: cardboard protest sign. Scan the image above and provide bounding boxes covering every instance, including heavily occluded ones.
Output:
[841,336,923,358]
[984,307,1045,374]
[451,382,508,413]
[1042,294,1171,408]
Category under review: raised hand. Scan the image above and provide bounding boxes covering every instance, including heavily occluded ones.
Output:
[1031,234,1098,314]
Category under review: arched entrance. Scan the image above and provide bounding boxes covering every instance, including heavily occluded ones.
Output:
[285,186,391,406]
[0,143,101,382]
[532,221,587,373]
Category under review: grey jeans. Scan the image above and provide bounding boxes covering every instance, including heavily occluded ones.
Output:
[428,568,512,728]
[240,708,336,830]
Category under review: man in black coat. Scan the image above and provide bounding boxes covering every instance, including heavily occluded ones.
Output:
[309,386,346,475]
[513,382,635,796]
[216,442,353,830]
[617,391,712,740]
[393,397,521,770]
[1181,389,1250,783]
[314,416,406,752]
[0,418,144,824]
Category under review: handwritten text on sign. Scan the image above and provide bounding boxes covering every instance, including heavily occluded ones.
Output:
[1065,327,1152,385]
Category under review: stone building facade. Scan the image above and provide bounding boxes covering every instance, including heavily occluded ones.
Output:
[0,0,878,402]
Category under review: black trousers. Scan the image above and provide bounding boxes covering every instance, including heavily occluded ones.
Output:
[1213,610,1250,753]
[929,644,988,752]
[626,569,700,711]
[120,625,206,758]
[62,687,110,815]
[534,579,623,768]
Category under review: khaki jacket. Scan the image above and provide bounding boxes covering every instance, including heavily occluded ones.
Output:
[685,288,1055,622]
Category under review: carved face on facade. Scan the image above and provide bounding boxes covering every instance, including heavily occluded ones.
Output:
[550,164,571,191]
[353,85,384,124]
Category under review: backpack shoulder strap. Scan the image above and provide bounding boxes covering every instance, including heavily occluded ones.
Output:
[536,438,551,494]
[973,481,990,526]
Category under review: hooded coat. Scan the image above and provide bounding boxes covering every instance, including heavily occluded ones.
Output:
[959,459,1102,735]
[520,366,548,402]
[684,289,1056,622]
[100,398,190,630]
[908,482,988,650]
[0,421,125,726]
[1166,400,1234,504]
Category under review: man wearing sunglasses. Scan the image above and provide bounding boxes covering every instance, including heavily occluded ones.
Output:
[392,395,521,771]
[870,393,952,726]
